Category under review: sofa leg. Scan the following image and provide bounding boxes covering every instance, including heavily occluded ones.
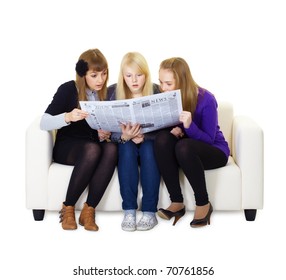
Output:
[33,209,45,221]
[244,209,257,221]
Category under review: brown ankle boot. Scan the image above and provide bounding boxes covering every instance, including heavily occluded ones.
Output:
[59,204,77,230]
[79,203,99,231]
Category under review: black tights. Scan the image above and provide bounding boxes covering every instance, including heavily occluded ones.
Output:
[54,139,117,208]
[154,130,228,206]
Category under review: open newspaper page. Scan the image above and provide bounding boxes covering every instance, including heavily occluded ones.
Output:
[80,89,182,133]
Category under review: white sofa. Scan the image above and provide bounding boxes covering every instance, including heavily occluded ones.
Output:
[25,102,264,221]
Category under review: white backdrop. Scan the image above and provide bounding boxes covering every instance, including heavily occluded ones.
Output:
[1,0,285,279]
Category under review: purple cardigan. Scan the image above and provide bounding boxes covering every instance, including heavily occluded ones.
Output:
[183,88,230,158]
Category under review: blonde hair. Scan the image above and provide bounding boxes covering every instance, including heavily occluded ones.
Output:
[160,57,198,114]
[76,48,108,104]
[116,52,153,100]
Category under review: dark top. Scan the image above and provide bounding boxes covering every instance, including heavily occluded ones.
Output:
[44,80,114,143]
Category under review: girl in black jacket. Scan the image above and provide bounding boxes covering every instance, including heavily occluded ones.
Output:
[40,49,117,231]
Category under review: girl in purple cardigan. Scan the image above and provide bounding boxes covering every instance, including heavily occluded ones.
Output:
[155,57,230,227]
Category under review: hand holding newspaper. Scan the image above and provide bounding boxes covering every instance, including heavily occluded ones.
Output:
[79,90,182,133]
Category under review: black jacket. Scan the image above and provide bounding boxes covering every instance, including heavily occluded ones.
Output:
[45,80,114,142]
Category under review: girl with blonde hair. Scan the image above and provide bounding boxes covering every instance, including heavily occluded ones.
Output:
[108,52,161,231]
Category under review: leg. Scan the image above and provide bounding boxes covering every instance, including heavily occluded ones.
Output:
[54,139,103,207]
[86,142,118,207]
[244,209,257,221]
[175,138,228,206]
[76,142,117,231]
[118,141,139,210]
[139,140,161,212]
[33,209,45,221]
[175,139,228,222]
[154,130,183,205]
[136,140,160,230]
[118,142,139,231]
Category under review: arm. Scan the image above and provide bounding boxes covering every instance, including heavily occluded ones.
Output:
[232,116,264,209]
[42,81,88,128]
[184,102,218,144]
[40,113,69,131]
[26,116,54,209]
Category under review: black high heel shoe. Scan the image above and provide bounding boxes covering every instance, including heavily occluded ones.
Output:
[157,207,186,226]
[190,203,213,228]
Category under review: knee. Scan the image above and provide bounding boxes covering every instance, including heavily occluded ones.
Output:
[81,142,102,162]
[141,140,158,159]
[118,141,137,159]
[155,130,174,148]
[141,140,153,151]
[105,142,118,155]
[103,143,118,160]
[83,142,101,155]
[175,139,196,160]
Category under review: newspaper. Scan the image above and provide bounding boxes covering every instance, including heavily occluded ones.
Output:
[79,90,182,133]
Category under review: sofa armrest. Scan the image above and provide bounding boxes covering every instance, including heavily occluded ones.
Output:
[232,116,264,209]
[25,116,54,209]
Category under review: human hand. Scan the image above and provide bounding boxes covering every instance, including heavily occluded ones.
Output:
[132,134,144,144]
[179,111,192,128]
[98,129,111,142]
[170,126,184,138]
[65,108,88,123]
[120,123,141,141]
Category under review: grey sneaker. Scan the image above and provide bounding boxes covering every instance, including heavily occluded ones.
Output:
[121,213,136,231]
[137,214,158,231]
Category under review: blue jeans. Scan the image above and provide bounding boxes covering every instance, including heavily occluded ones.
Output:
[118,140,160,212]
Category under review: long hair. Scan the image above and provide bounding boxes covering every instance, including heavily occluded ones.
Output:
[75,48,108,104]
[160,57,198,114]
[116,52,153,100]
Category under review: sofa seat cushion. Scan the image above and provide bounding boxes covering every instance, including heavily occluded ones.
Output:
[47,156,241,211]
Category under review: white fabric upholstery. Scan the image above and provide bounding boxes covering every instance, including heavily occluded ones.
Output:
[25,102,264,218]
